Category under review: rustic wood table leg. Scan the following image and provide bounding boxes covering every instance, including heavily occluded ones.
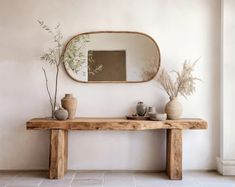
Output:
[49,129,68,179]
[64,130,68,173]
[166,129,182,180]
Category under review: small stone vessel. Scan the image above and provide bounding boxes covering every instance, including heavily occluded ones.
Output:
[136,101,147,116]
[61,94,77,119]
[148,106,156,114]
[156,113,167,121]
[54,108,68,121]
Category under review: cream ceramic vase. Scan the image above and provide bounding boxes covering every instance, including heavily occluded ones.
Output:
[165,97,182,120]
[61,94,77,119]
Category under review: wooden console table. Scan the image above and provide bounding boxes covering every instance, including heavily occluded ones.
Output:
[26,118,207,180]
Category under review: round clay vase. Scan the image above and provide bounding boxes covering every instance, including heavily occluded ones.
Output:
[54,108,68,121]
[165,97,183,120]
[136,102,147,116]
[61,94,77,119]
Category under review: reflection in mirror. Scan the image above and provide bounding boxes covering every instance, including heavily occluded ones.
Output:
[88,50,126,81]
[63,32,160,83]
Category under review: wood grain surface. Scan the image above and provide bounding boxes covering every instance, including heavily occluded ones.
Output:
[167,129,182,180]
[27,118,207,130]
[49,130,68,179]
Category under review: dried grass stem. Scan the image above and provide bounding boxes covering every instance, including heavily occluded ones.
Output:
[157,59,200,99]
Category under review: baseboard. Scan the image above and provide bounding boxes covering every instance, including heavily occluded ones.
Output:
[0,169,217,173]
[0,169,162,173]
[217,157,235,175]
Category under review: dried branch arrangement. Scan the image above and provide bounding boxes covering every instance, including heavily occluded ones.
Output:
[157,59,200,99]
[38,20,63,118]
[38,21,103,118]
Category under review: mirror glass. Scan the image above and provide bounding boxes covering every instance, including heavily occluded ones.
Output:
[63,32,160,83]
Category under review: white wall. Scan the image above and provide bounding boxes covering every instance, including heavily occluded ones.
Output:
[221,0,235,160]
[0,0,220,170]
[217,0,235,175]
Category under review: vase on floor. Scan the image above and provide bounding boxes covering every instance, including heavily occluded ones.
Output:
[165,96,182,120]
[61,94,77,119]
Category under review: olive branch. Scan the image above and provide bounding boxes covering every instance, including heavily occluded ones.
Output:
[38,20,63,118]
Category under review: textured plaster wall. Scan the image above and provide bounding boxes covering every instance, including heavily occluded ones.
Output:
[0,0,220,170]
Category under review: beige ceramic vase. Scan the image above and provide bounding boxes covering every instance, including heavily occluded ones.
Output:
[61,94,77,119]
[165,96,183,120]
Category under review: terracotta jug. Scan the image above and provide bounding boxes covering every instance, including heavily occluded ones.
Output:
[61,94,77,119]
[165,96,182,120]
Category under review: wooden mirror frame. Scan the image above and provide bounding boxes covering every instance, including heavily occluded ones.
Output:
[63,31,161,83]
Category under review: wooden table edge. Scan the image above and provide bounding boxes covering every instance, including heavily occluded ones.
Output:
[26,118,207,130]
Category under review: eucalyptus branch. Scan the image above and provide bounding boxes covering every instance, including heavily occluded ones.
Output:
[39,20,88,118]
[38,20,53,35]
[39,20,63,118]
[53,65,59,111]
[53,47,60,109]
[42,68,54,117]
[59,54,64,66]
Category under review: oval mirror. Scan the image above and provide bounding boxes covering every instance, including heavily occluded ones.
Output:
[63,31,160,83]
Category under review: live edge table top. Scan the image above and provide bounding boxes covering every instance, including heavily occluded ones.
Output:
[26,118,207,130]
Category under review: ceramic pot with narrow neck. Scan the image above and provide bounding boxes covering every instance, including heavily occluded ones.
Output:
[165,96,183,120]
[61,94,77,119]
